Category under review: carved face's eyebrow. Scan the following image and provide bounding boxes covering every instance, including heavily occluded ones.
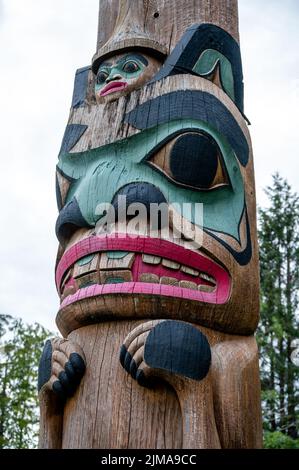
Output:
[125,90,249,167]
[116,53,149,67]
[98,61,112,70]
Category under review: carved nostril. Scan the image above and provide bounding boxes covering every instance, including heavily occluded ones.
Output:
[55,198,92,245]
[111,182,167,230]
[112,183,166,212]
[106,74,123,83]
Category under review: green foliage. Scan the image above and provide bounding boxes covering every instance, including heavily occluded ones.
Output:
[264,431,299,449]
[258,173,299,443]
[0,315,52,449]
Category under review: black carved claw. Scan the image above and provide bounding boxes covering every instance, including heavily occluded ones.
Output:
[52,352,86,400]
[38,338,86,400]
[120,345,148,387]
[120,320,212,386]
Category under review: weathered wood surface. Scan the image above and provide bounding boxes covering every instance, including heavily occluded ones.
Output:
[55,75,259,339]
[96,0,240,54]
[39,0,262,449]
[39,322,261,448]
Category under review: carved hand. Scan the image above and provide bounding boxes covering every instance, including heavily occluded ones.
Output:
[120,320,211,387]
[38,338,86,400]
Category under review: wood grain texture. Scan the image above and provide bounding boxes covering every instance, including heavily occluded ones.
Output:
[39,321,262,448]
[68,75,250,154]
[97,0,120,51]
[63,322,183,448]
[96,0,240,58]
[39,391,63,449]
[40,0,262,450]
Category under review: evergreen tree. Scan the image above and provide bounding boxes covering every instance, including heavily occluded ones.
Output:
[0,315,52,448]
[258,173,299,440]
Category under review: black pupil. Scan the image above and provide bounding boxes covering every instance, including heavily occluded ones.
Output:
[124,62,137,73]
[170,133,220,188]
[97,71,107,84]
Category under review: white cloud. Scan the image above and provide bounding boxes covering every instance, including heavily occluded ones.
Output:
[0,1,298,330]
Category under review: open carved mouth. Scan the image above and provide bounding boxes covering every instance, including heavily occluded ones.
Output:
[56,235,231,309]
[100,81,128,96]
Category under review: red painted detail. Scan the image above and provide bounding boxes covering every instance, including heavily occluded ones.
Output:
[60,282,224,310]
[131,254,211,286]
[100,81,128,96]
[64,276,76,289]
[56,234,230,305]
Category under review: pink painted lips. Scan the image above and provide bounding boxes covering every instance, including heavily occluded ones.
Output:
[100,81,128,96]
[56,235,231,309]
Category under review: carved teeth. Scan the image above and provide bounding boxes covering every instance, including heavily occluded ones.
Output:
[107,251,129,259]
[139,273,160,283]
[179,280,198,290]
[142,254,161,265]
[100,252,135,270]
[198,285,215,293]
[160,276,179,286]
[61,285,76,301]
[100,269,132,284]
[61,268,72,290]
[73,253,99,278]
[162,259,180,270]
[76,272,100,289]
[180,265,199,277]
[199,273,216,285]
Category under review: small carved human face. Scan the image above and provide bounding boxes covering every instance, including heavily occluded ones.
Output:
[94,52,161,103]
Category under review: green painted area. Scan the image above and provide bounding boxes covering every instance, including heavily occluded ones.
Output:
[77,254,95,266]
[193,49,235,103]
[79,282,97,289]
[95,54,147,94]
[107,251,130,259]
[104,278,126,284]
[58,119,245,241]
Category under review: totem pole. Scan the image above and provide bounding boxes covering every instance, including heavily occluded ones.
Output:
[38,0,262,448]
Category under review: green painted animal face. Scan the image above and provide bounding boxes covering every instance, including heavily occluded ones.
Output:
[58,117,244,241]
[55,23,259,336]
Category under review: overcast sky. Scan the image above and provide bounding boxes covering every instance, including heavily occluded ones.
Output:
[0,0,298,331]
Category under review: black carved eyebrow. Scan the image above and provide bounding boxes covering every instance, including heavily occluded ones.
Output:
[116,53,149,67]
[125,90,249,167]
[98,61,112,70]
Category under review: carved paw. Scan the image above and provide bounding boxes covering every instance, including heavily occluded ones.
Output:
[38,338,86,400]
[120,320,211,387]
[120,320,163,386]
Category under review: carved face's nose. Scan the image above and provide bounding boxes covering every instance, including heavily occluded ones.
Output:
[106,73,123,83]
[112,182,167,213]
[55,198,91,245]
[55,184,167,245]
[111,182,167,230]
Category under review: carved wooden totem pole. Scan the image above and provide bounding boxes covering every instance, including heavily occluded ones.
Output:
[38,0,262,448]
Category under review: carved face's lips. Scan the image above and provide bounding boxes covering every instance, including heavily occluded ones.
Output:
[56,234,231,309]
[100,81,128,96]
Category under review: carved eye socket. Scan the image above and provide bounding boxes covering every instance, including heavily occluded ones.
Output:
[148,132,229,190]
[96,70,109,84]
[122,61,140,74]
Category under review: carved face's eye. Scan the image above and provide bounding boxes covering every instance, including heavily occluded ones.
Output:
[122,61,140,74]
[148,132,229,190]
[96,70,109,84]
